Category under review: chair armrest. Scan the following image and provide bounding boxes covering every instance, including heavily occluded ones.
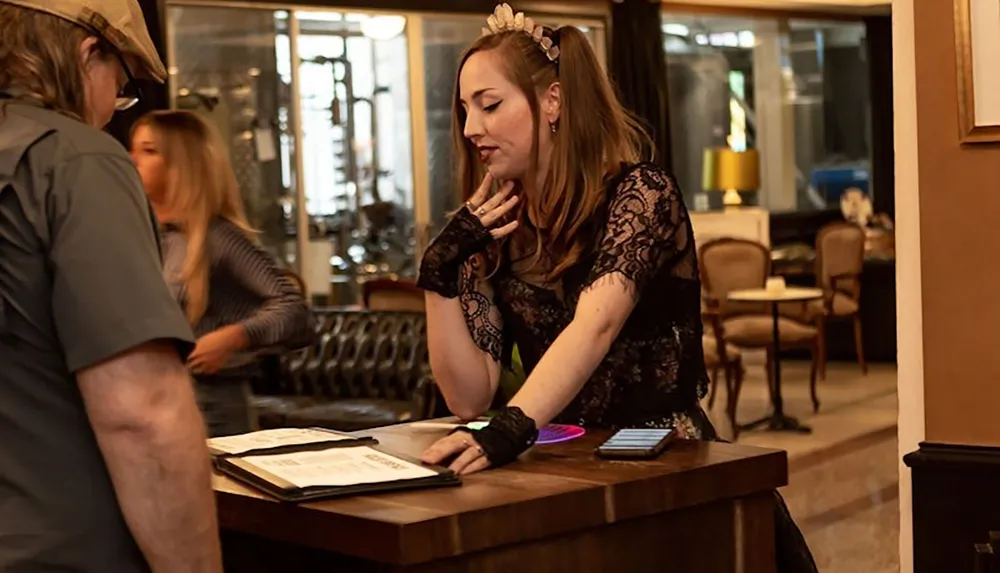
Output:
[702,295,722,310]
[701,307,722,330]
[817,271,862,316]
[409,373,437,421]
[829,272,862,297]
[701,310,736,363]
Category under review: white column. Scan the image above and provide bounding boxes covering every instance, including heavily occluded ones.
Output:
[752,20,796,212]
[893,1,924,572]
[288,13,310,282]
[406,15,432,263]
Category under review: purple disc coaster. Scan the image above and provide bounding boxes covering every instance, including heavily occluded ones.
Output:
[536,424,586,445]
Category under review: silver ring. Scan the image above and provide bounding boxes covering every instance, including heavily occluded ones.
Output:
[477,207,486,216]
[462,439,470,448]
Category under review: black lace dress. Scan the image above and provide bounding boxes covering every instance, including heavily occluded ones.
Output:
[457,162,715,438]
[454,162,818,573]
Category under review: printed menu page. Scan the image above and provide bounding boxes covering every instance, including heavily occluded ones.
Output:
[242,446,437,489]
[208,428,354,456]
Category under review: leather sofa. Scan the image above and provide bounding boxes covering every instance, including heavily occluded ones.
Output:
[252,309,437,432]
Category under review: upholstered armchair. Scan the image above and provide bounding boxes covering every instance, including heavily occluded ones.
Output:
[699,237,823,413]
[809,222,867,378]
[254,310,436,432]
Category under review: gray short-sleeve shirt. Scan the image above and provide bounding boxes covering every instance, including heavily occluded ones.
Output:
[0,101,195,571]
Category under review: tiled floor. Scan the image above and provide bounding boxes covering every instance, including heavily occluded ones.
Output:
[702,359,900,573]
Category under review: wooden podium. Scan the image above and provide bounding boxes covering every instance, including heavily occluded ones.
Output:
[215,421,787,573]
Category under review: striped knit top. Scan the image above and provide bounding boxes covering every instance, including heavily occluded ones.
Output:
[160,217,314,379]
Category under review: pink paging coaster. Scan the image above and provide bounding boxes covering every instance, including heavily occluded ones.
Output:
[536,424,586,445]
[460,421,585,445]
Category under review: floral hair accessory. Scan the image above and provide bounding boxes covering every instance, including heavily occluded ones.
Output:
[481,3,560,63]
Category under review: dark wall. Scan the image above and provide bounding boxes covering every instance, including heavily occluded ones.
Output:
[864,15,894,218]
[610,0,673,171]
[105,0,170,148]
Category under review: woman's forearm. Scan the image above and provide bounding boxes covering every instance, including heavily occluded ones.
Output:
[240,294,313,350]
[425,292,500,420]
[507,318,616,427]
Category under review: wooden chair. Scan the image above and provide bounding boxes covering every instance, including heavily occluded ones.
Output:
[699,237,823,413]
[809,222,867,378]
[702,308,745,439]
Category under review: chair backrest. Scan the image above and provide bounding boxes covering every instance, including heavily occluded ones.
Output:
[314,308,430,402]
[362,278,425,312]
[698,237,771,317]
[815,222,865,300]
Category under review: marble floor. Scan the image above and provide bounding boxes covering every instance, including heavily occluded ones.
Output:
[702,359,900,573]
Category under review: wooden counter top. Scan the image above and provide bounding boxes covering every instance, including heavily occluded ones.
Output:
[215,422,787,572]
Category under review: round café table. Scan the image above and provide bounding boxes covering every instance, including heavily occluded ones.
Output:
[726,286,824,433]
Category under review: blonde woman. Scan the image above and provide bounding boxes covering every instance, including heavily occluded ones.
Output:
[130,110,314,437]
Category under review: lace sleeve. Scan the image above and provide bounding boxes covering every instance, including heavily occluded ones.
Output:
[586,163,688,299]
[458,255,504,364]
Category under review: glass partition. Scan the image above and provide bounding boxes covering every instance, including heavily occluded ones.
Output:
[166,3,606,304]
[294,10,415,302]
[168,5,297,264]
[788,20,871,211]
[661,13,870,213]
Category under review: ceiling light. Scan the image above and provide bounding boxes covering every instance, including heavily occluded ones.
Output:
[360,15,406,41]
[663,23,690,37]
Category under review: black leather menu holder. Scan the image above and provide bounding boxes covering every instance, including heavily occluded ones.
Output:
[211,428,460,503]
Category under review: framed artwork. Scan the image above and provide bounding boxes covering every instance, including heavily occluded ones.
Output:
[955,0,1000,143]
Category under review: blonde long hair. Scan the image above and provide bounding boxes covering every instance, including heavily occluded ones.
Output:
[133,110,256,325]
[452,25,651,280]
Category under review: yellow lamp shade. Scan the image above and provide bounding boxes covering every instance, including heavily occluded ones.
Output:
[702,147,760,207]
[702,147,761,192]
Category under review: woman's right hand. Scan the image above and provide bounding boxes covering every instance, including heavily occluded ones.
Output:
[464,172,519,239]
[416,173,519,298]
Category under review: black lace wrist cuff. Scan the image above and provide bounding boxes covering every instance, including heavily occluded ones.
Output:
[452,406,539,467]
[417,208,493,298]
[416,265,462,298]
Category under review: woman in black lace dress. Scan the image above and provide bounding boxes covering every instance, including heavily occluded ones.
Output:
[417,5,816,571]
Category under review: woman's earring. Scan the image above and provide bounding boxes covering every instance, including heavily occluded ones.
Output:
[549,121,557,134]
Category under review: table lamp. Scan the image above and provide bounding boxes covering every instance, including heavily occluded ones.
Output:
[702,147,760,208]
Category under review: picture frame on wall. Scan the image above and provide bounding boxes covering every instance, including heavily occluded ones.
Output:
[955,0,1000,143]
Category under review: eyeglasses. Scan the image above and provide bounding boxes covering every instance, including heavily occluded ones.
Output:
[114,52,141,112]
[82,26,143,112]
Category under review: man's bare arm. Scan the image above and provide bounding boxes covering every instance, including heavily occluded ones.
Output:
[77,341,222,573]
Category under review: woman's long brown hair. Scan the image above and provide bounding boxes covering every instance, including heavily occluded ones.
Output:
[451,25,652,280]
[133,110,256,325]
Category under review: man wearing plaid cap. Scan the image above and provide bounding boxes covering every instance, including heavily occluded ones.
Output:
[0,0,222,571]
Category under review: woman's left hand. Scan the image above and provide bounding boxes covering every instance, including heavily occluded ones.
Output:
[188,326,247,375]
[421,432,492,475]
